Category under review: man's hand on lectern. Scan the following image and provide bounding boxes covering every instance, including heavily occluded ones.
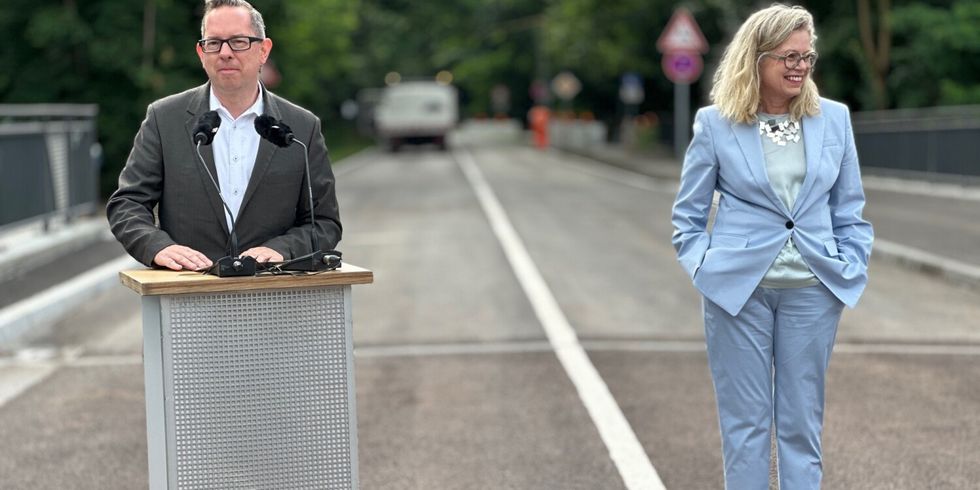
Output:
[154,245,213,271]
[241,246,284,263]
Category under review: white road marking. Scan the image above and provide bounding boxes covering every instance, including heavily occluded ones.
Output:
[356,340,553,358]
[2,337,976,367]
[0,347,81,408]
[831,343,980,356]
[455,148,666,490]
[582,339,980,356]
[0,364,58,407]
[67,354,143,367]
[0,252,135,409]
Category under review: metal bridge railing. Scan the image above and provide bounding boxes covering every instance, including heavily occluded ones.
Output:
[852,105,980,180]
[0,104,100,232]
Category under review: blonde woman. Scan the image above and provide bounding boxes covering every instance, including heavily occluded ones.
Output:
[671,4,873,489]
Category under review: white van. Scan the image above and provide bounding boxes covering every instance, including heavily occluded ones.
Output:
[374,82,459,151]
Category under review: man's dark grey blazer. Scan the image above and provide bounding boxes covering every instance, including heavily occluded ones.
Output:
[107,83,342,266]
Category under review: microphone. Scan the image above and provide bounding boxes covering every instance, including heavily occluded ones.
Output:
[254,114,295,147]
[193,111,221,145]
[254,114,340,272]
[192,111,255,277]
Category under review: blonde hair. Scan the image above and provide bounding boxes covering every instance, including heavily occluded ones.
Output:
[710,4,820,123]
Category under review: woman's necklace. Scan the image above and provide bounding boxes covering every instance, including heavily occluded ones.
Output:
[759,118,800,146]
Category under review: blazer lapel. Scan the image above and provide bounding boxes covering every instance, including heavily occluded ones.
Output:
[184,84,230,236]
[239,87,280,218]
[794,112,826,214]
[732,121,789,215]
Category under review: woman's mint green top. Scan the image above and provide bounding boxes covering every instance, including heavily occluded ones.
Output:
[757,112,819,288]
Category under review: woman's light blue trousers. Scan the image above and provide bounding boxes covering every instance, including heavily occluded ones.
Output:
[704,284,844,490]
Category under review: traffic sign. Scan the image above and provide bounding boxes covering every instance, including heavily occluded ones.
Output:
[551,71,582,101]
[662,51,704,84]
[657,8,708,160]
[529,79,551,104]
[657,8,708,54]
[619,72,645,105]
[491,84,511,114]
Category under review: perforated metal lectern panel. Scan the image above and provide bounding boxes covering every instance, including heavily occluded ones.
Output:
[160,287,355,489]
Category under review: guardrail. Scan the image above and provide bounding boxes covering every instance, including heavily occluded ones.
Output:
[0,104,100,231]
[549,119,608,150]
[852,105,980,179]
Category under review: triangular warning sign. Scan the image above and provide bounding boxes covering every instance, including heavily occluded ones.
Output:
[657,8,709,53]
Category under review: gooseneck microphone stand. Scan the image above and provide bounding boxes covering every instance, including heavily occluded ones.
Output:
[192,111,256,277]
[254,115,341,272]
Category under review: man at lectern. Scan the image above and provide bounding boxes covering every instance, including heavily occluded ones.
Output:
[107,0,341,271]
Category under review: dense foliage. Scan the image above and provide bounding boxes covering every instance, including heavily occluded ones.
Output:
[1,0,975,195]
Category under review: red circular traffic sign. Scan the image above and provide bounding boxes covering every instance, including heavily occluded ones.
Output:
[662,51,704,84]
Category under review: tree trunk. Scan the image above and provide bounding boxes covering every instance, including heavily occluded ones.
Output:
[143,0,157,72]
[857,0,892,109]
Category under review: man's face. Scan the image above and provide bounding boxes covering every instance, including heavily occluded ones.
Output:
[196,6,272,95]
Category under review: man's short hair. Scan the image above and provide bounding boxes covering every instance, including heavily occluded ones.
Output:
[201,0,266,38]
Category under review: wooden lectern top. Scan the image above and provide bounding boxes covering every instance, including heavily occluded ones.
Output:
[119,263,373,296]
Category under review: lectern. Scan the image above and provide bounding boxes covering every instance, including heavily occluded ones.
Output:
[120,265,373,490]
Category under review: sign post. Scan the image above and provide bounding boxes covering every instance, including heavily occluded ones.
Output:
[657,8,709,159]
[619,72,645,147]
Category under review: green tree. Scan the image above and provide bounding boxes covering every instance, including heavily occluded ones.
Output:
[260,0,360,117]
[349,0,547,118]
[0,1,361,197]
[888,0,980,107]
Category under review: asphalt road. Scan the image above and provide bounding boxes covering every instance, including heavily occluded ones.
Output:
[1,139,979,489]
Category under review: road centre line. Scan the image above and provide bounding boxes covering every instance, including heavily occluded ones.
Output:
[454,148,666,490]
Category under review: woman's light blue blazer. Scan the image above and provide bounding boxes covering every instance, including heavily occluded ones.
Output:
[671,98,873,316]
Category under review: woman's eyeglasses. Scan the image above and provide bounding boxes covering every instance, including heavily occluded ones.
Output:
[762,50,818,70]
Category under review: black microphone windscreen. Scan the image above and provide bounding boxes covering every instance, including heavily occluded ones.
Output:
[254,114,275,141]
[275,121,296,146]
[193,110,222,145]
[254,114,294,147]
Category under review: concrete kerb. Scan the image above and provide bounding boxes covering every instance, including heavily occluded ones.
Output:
[0,254,138,348]
[552,143,682,181]
[0,150,372,350]
[548,141,980,291]
[871,239,980,291]
[0,218,112,283]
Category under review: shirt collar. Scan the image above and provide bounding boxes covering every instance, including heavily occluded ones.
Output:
[209,84,265,121]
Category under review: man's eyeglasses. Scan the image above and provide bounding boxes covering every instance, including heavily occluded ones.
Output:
[762,51,818,70]
[197,36,264,53]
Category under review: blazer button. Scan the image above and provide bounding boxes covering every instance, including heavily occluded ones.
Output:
[785,220,795,229]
